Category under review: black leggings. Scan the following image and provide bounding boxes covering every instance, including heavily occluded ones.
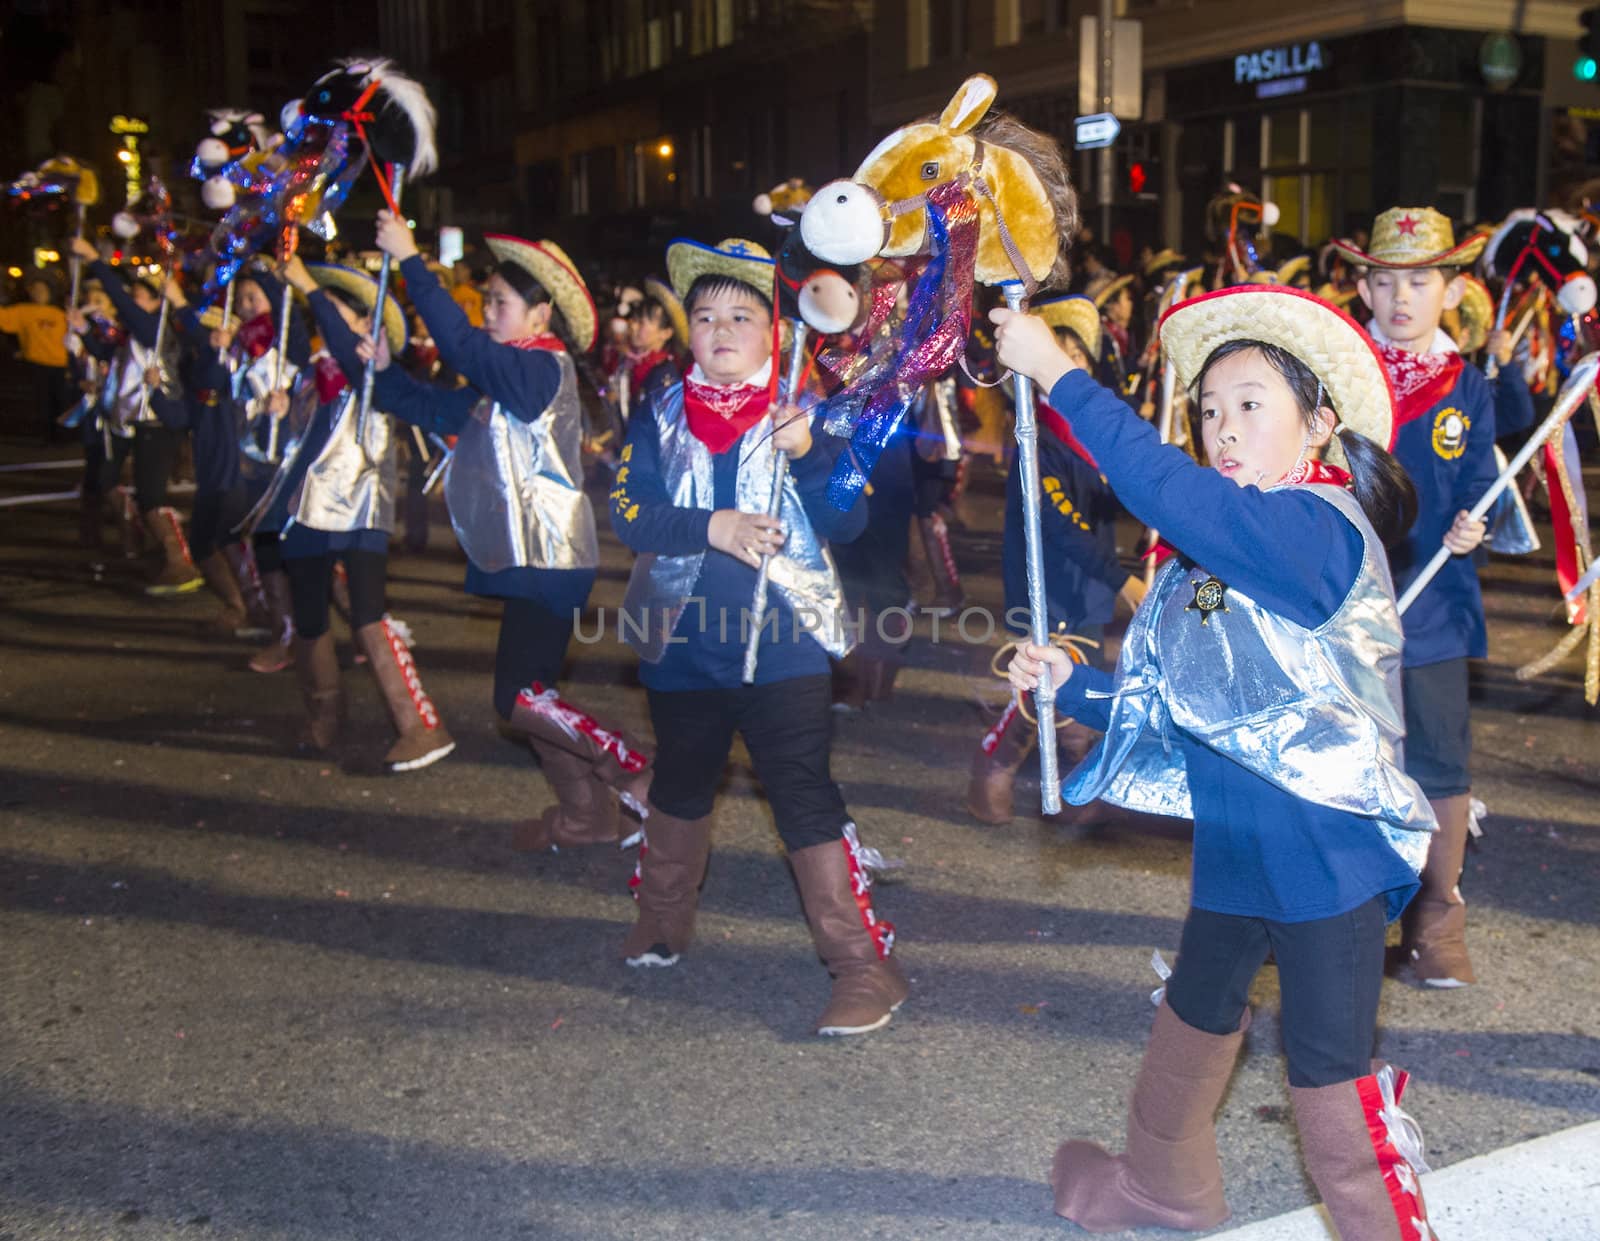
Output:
[284,549,388,639]
[131,424,179,514]
[1164,897,1388,1088]
[188,486,250,561]
[492,596,577,719]
[645,674,848,850]
[253,531,285,575]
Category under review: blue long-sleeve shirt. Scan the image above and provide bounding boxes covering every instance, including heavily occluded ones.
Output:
[371,255,590,610]
[174,306,239,493]
[91,260,187,431]
[1388,363,1498,667]
[610,382,867,690]
[1045,368,1417,923]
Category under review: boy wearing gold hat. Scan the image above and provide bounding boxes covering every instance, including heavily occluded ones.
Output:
[608,237,908,1037]
[1334,206,1510,989]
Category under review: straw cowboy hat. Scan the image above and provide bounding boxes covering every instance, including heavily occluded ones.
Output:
[1159,284,1397,469]
[1450,274,1495,354]
[306,263,408,355]
[1035,293,1102,360]
[483,233,598,352]
[642,275,690,345]
[665,237,775,303]
[1088,271,1135,308]
[1330,207,1487,270]
[1143,248,1186,279]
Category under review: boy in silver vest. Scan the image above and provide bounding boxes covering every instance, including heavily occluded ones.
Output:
[609,237,908,1037]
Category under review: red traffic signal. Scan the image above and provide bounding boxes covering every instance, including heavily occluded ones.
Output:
[1128,161,1148,195]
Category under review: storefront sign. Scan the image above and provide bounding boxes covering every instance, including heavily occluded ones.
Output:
[1234,42,1328,100]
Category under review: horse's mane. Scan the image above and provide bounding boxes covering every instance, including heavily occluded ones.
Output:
[971,110,1077,290]
[336,56,438,176]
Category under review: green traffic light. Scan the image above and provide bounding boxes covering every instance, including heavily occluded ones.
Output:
[1578,55,1599,81]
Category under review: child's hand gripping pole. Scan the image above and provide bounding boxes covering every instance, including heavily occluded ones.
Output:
[357,164,406,453]
[1398,351,1600,615]
[1004,282,1061,814]
[742,321,809,685]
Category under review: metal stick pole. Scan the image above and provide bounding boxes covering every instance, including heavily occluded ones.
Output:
[358,164,406,449]
[68,203,87,310]
[1005,283,1061,813]
[742,321,809,685]
[1399,352,1600,615]
[266,279,293,463]
[217,278,236,364]
[135,290,172,424]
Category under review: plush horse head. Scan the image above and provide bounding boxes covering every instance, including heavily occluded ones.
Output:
[6,155,99,213]
[800,74,1075,291]
[111,176,174,250]
[191,109,275,211]
[755,178,862,334]
[1205,185,1280,286]
[291,56,437,175]
[1483,208,1597,319]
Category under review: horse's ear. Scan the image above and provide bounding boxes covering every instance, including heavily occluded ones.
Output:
[940,75,997,135]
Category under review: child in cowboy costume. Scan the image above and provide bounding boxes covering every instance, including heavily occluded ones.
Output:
[369,212,651,845]
[1333,207,1510,989]
[996,284,1439,1240]
[609,237,907,1037]
[968,294,1139,826]
[274,254,456,772]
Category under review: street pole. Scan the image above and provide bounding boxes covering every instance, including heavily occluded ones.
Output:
[1098,0,1114,245]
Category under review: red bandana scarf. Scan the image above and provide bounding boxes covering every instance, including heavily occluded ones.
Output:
[235,312,277,360]
[1376,343,1462,428]
[630,348,675,391]
[313,354,347,403]
[1038,401,1098,469]
[507,334,563,353]
[1282,455,1352,488]
[683,372,772,455]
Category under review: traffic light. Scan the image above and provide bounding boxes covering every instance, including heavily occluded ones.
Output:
[1128,161,1148,195]
[1579,7,1600,81]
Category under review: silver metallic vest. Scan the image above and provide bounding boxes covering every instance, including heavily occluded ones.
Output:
[1064,484,1436,873]
[619,381,853,664]
[110,337,163,428]
[291,388,398,533]
[443,349,597,572]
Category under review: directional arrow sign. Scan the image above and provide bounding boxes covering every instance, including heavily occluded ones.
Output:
[1075,112,1122,150]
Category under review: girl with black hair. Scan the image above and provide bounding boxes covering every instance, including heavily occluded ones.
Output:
[994,285,1439,1240]
[369,211,651,845]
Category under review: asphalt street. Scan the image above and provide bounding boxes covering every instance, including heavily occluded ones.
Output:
[1,440,1597,1241]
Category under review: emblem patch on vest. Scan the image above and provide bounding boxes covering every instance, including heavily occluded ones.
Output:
[1431,407,1467,460]
[1186,576,1229,626]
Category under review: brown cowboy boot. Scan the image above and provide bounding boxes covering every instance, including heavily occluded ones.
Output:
[197,551,250,637]
[1050,1000,1250,1232]
[1396,794,1476,988]
[508,683,653,817]
[1047,719,1105,829]
[222,540,272,638]
[966,698,1036,824]
[354,618,456,773]
[248,570,295,674]
[514,742,623,851]
[145,506,204,596]
[292,631,343,754]
[1291,1065,1436,1241]
[917,511,964,609]
[621,806,712,967]
[790,825,908,1036]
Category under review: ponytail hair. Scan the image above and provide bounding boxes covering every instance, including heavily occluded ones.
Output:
[1196,339,1417,546]
[1336,426,1417,547]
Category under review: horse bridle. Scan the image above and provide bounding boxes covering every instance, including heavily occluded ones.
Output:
[868,138,1041,297]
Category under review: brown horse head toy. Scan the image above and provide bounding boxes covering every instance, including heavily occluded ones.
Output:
[799,74,1075,293]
